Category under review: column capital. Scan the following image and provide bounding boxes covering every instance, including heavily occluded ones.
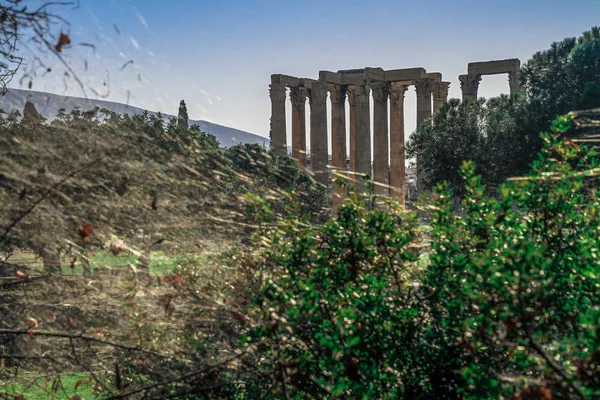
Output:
[354,81,371,97]
[389,82,409,103]
[458,74,481,93]
[432,81,450,100]
[370,81,390,102]
[289,86,308,106]
[328,84,347,104]
[414,78,435,97]
[346,86,356,106]
[440,81,450,98]
[269,83,287,104]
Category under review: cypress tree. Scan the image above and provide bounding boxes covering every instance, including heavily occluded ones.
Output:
[177,100,189,129]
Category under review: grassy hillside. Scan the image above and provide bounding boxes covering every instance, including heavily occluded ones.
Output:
[0,89,269,148]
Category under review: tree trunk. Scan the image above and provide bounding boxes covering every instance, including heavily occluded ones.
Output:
[42,247,61,275]
[81,255,92,277]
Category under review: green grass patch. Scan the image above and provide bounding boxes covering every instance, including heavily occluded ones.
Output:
[9,251,207,276]
[1,372,104,399]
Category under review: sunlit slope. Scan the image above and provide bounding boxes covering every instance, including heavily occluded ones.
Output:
[0,89,268,148]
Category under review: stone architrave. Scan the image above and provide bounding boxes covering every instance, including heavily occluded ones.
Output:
[371,81,390,195]
[347,86,356,174]
[389,83,408,205]
[269,83,287,155]
[463,58,522,99]
[329,84,347,210]
[433,81,450,115]
[308,81,329,187]
[290,86,308,168]
[354,81,371,191]
[269,82,287,156]
[459,74,481,102]
[415,78,434,192]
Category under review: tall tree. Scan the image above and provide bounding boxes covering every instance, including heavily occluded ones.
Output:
[177,100,189,129]
[521,26,600,129]
[22,100,41,122]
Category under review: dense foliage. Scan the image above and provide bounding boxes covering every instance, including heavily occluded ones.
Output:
[407,95,538,196]
[229,113,600,399]
[408,26,600,195]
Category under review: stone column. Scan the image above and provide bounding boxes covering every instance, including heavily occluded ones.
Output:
[508,71,523,96]
[269,82,287,156]
[415,78,434,192]
[433,81,450,115]
[371,81,390,195]
[354,81,371,191]
[290,86,308,169]
[329,84,347,210]
[389,83,408,205]
[308,81,329,187]
[347,86,356,174]
[459,74,481,102]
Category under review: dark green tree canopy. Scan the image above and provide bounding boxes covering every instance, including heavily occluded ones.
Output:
[177,99,189,129]
[409,26,600,196]
[521,26,600,125]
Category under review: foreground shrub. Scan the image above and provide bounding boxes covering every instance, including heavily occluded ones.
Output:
[425,113,600,399]
[235,113,600,399]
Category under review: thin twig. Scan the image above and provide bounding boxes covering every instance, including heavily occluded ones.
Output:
[0,329,173,360]
[0,160,97,246]
[516,275,585,399]
[103,351,246,400]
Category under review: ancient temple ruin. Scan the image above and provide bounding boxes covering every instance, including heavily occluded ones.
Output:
[270,58,520,210]
[459,58,523,101]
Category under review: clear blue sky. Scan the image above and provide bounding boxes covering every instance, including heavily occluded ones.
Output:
[9,0,600,142]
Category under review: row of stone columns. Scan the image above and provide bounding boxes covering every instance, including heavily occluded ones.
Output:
[269,72,450,210]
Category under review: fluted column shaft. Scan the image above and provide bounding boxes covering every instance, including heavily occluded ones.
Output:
[354,82,371,192]
[389,83,408,205]
[371,81,389,195]
[329,84,347,210]
[269,82,287,156]
[347,86,356,174]
[309,81,328,187]
[415,78,434,192]
[433,81,450,115]
[508,72,523,96]
[290,87,308,169]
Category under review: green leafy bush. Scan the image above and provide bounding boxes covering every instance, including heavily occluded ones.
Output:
[233,113,600,399]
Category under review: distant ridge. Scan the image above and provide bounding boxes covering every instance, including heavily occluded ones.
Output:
[0,89,269,149]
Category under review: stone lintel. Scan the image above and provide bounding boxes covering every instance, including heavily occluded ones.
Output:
[364,67,385,81]
[319,71,343,85]
[340,75,372,86]
[467,58,521,76]
[271,74,300,87]
[337,68,365,75]
[426,72,442,81]
[299,78,316,88]
[384,68,427,82]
